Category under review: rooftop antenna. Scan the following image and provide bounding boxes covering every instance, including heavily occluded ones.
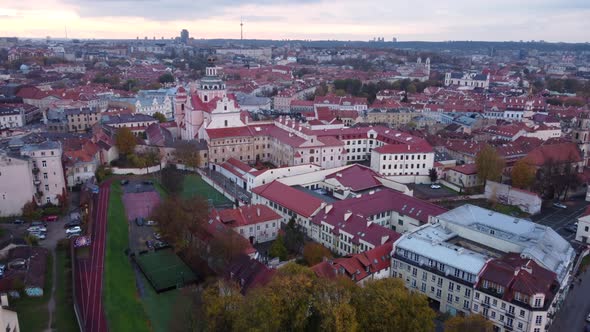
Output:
[240,17,244,41]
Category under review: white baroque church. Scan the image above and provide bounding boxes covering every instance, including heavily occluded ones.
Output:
[175,57,246,140]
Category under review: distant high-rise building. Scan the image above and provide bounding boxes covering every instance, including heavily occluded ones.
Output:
[180,29,189,44]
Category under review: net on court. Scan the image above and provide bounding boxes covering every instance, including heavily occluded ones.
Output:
[134,249,197,293]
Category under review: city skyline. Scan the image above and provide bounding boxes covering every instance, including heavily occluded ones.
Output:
[1,0,589,42]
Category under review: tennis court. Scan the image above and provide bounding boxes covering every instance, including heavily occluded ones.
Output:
[134,249,197,293]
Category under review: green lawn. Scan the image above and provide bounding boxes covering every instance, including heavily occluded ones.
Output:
[139,272,188,332]
[12,252,53,332]
[182,174,232,207]
[104,183,150,332]
[54,249,79,332]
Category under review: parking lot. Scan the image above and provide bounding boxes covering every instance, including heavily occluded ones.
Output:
[530,197,589,243]
[412,183,459,200]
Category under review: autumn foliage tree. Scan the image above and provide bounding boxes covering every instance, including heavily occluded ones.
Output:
[173,141,201,169]
[511,159,536,189]
[303,242,333,266]
[153,112,167,123]
[475,144,505,186]
[114,127,137,155]
[200,264,434,332]
[444,314,494,332]
[150,195,209,251]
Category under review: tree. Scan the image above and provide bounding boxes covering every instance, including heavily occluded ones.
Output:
[428,168,438,183]
[303,242,332,266]
[310,277,358,332]
[161,165,184,194]
[352,278,435,332]
[173,141,201,169]
[115,127,136,155]
[269,234,288,261]
[150,196,209,250]
[153,112,167,123]
[158,72,175,84]
[511,159,535,189]
[475,145,505,186]
[444,314,493,332]
[201,280,243,332]
[284,217,304,254]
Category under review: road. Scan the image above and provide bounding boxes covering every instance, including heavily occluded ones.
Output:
[550,266,590,332]
[76,182,109,332]
[530,198,589,244]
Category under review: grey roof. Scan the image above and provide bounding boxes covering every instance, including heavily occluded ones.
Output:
[102,113,156,124]
[436,204,574,284]
[396,223,488,276]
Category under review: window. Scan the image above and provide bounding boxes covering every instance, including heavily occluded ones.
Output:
[491,311,496,319]
[464,288,471,298]
[463,300,470,310]
[517,322,523,330]
[492,299,497,307]
[534,298,542,308]
[475,292,480,300]
[519,309,525,318]
[437,277,443,287]
[421,283,426,292]
[448,282,454,292]
[447,294,453,303]
[535,315,542,325]
[473,304,479,312]
[422,271,427,281]
[508,305,515,315]
[42,160,47,167]
[507,317,513,327]
[44,184,49,191]
[43,172,48,179]
[436,289,441,298]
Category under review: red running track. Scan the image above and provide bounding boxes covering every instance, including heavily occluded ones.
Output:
[75,182,109,332]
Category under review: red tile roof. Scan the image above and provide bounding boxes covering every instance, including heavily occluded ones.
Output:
[450,163,478,175]
[524,142,582,167]
[252,180,324,218]
[477,253,558,303]
[325,164,383,192]
[215,205,281,228]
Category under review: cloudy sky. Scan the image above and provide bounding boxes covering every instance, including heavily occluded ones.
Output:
[0,0,589,42]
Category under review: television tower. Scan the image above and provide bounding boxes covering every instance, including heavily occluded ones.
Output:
[240,17,244,40]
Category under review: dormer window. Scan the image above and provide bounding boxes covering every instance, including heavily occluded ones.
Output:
[533,297,543,308]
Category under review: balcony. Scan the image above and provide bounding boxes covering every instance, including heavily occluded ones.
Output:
[32,167,40,175]
[33,180,41,186]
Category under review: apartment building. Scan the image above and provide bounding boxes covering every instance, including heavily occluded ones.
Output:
[65,108,102,133]
[0,152,35,217]
[212,204,282,244]
[0,107,24,129]
[576,208,590,244]
[370,142,435,178]
[473,254,561,332]
[391,204,575,330]
[20,141,66,206]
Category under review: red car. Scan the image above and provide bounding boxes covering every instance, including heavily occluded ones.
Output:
[42,215,58,222]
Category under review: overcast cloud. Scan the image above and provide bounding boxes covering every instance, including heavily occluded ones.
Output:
[0,0,588,42]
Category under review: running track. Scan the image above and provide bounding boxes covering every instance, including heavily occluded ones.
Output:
[75,181,110,332]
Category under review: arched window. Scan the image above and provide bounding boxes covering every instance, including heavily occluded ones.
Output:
[309,156,315,163]
[204,95,208,102]
[181,103,184,111]
[224,120,228,127]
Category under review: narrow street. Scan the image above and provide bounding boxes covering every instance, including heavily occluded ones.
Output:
[550,265,590,332]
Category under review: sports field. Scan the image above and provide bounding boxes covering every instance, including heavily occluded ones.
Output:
[182,174,232,207]
[135,249,197,293]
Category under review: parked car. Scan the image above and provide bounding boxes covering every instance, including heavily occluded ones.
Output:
[553,202,567,209]
[66,232,81,239]
[42,215,59,222]
[145,220,158,226]
[565,224,577,233]
[120,179,129,185]
[27,226,47,233]
[430,183,442,189]
[12,219,24,225]
[145,240,155,250]
[135,217,145,227]
[66,226,82,234]
[153,241,169,249]
[31,221,47,227]
[29,232,46,240]
[153,232,162,240]
[0,264,5,277]
[64,221,81,229]
[142,180,154,185]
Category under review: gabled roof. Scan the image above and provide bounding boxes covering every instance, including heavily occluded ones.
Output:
[252,180,324,218]
[215,205,281,228]
[524,142,582,167]
[325,164,383,192]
